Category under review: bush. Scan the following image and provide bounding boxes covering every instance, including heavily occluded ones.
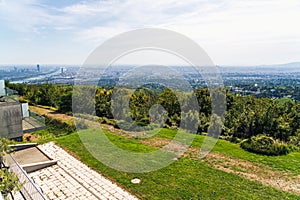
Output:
[45,116,76,137]
[288,131,300,148]
[135,121,148,127]
[75,119,88,130]
[114,120,157,132]
[136,118,150,126]
[0,168,23,196]
[0,139,23,196]
[240,135,292,156]
[99,117,116,126]
[114,120,132,130]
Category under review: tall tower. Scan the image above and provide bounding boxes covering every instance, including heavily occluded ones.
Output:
[37,64,40,72]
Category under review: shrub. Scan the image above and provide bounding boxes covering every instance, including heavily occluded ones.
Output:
[288,130,300,148]
[99,117,116,126]
[114,120,132,130]
[240,135,292,156]
[136,118,150,126]
[114,120,157,132]
[44,116,76,137]
[75,119,88,130]
[230,136,242,144]
[0,168,23,196]
[0,139,23,197]
[135,121,148,127]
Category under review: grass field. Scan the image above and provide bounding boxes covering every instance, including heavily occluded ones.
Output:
[147,128,300,174]
[54,128,300,199]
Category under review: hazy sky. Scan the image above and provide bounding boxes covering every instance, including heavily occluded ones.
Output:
[0,0,300,65]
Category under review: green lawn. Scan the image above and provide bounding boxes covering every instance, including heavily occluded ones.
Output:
[55,129,300,199]
[145,128,300,174]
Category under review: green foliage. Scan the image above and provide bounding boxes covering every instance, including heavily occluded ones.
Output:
[57,90,72,114]
[129,88,155,121]
[0,138,13,158]
[225,95,300,147]
[288,129,300,147]
[114,120,158,132]
[8,83,73,113]
[157,88,181,126]
[0,139,22,196]
[75,119,88,130]
[43,116,76,137]
[9,82,300,155]
[240,135,292,156]
[98,117,116,126]
[0,138,14,169]
[0,168,23,195]
[95,88,113,118]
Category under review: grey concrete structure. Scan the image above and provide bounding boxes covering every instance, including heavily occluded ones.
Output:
[0,80,45,140]
[0,80,5,96]
[10,145,57,173]
[21,103,29,118]
[0,102,23,139]
[12,147,51,165]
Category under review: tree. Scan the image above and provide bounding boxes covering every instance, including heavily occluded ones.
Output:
[207,113,224,138]
[95,88,113,118]
[129,89,153,121]
[0,168,22,198]
[0,138,23,199]
[157,88,181,126]
[58,90,72,114]
[195,88,211,116]
[0,138,12,169]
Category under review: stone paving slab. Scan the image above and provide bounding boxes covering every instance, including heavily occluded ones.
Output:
[29,142,138,200]
[12,147,50,165]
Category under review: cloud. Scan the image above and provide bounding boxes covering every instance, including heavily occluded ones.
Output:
[2,0,299,42]
[0,0,300,65]
[77,26,129,44]
[65,0,300,46]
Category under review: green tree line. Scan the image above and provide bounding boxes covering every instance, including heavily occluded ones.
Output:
[8,83,300,154]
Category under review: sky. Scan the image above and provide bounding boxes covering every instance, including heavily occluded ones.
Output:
[0,0,300,66]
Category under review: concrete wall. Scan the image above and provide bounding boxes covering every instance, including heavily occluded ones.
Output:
[0,103,23,139]
[21,103,29,118]
[9,143,37,151]
[0,80,5,96]
[22,160,57,173]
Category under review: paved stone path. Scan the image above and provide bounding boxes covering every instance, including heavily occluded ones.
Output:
[29,142,138,200]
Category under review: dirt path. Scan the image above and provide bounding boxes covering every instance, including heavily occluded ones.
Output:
[30,106,300,195]
[192,148,300,195]
[30,106,73,121]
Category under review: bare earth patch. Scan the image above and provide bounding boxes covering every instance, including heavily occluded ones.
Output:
[142,138,300,195]
[140,137,170,148]
[187,147,300,195]
[30,106,73,121]
[23,133,40,142]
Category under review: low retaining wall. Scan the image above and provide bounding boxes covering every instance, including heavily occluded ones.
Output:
[22,160,57,173]
[9,143,37,151]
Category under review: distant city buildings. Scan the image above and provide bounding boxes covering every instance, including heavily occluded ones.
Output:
[0,65,299,100]
[37,64,40,72]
